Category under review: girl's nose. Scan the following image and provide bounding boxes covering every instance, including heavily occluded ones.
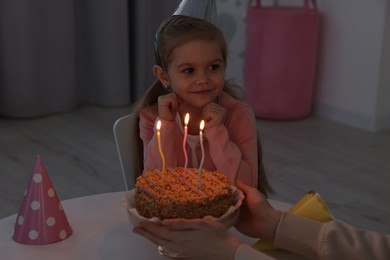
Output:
[195,71,209,85]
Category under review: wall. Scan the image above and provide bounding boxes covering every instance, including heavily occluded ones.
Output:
[314,0,389,132]
[376,1,390,131]
[217,0,390,132]
[217,0,247,85]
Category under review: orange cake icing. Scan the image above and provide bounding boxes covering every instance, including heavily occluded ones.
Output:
[135,167,233,219]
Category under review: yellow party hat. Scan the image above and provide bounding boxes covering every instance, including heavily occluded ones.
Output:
[288,190,334,221]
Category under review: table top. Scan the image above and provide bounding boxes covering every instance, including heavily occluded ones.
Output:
[0,191,305,260]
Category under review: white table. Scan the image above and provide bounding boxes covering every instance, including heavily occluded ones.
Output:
[0,191,306,260]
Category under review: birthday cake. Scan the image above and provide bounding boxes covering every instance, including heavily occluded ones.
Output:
[135,167,233,219]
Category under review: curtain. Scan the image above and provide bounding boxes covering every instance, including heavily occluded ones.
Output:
[0,0,178,117]
[129,1,179,102]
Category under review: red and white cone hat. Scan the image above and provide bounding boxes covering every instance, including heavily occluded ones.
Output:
[12,155,72,245]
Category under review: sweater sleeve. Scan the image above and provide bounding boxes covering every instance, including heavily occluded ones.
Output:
[204,102,258,187]
[274,213,390,260]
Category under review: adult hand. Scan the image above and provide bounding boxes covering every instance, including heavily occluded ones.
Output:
[158,92,182,121]
[235,182,282,240]
[133,216,241,260]
[202,102,226,129]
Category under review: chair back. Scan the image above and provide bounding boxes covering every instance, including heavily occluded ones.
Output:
[113,113,136,190]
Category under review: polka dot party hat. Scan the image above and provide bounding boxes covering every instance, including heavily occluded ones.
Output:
[12,155,72,245]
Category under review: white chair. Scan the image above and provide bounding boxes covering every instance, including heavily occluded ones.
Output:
[113,113,136,190]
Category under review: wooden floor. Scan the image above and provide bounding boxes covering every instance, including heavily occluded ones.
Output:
[1,105,389,234]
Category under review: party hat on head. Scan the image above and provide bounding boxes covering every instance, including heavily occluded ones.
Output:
[173,0,217,24]
[12,155,72,245]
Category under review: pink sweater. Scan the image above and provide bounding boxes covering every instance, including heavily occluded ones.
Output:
[139,91,258,187]
[235,213,390,259]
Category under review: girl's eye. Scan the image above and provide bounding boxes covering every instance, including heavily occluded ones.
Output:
[210,64,221,71]
[183,67,194,74]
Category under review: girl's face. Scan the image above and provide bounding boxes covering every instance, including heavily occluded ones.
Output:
[165,40,225,109]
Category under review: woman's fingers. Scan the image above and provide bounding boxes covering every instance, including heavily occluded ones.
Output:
[133,221,184,244]
[133,225,169,245]
[163,217,218,231]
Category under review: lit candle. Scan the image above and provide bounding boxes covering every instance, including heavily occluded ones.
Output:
[183,113,189,177]
[198,120,205,190]
[156,120,165,183]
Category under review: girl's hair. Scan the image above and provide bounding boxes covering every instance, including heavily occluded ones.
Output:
[154,15,228,71]
[130,15,273,196]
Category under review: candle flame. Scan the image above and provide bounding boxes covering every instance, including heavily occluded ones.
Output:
[156,120,161,130]
[184,113,190,125]
[200,120,205,131]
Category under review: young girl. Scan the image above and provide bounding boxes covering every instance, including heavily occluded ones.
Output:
[131,15,272,195]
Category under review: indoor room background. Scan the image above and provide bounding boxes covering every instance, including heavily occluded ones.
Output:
[1,0,389,235]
